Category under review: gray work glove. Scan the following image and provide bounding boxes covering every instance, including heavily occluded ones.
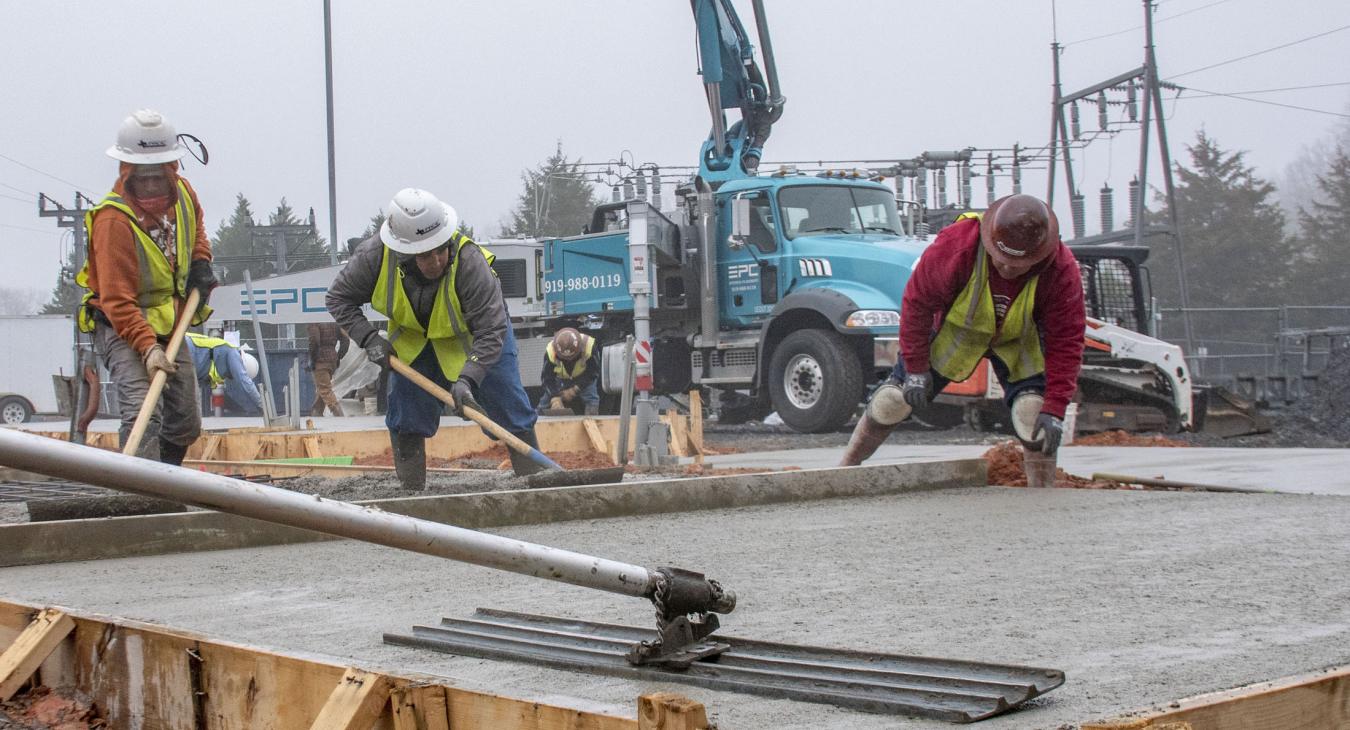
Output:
[363,334,393,370]
[902,372,933,409]
[450,378,482,420]
[1032,412,1064,456]
[142,344,178,378]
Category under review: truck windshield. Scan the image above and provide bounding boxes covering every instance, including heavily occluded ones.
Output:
[778,185,902,239]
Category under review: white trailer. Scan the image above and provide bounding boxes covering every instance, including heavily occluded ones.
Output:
[0,315,77,424]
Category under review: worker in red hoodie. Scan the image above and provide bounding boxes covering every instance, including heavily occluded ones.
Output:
[77,110,216,464]
[841,194,1085,486]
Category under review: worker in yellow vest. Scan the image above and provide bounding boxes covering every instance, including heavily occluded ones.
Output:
[79,110,217,464]
[185,332,263,415]
[840,195,1086,486]
[326,189,541,488]
[538,327,601,416]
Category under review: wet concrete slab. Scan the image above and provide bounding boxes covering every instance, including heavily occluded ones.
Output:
[703,444,1350,496]
[2,486,1348,729]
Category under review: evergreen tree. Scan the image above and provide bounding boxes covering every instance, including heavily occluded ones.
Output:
[1293,146,1350,298]
[265,198,330,276]
[1148,131,1293,308]
[40,242,84,316]
[209,194,258,284]
[501,143,601,238]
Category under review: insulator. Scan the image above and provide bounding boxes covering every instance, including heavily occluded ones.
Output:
[1127,82,1139,122]
[1071,103,1081,140]
[916,171,928,208]
[611,185,620,203]
[1128,177,1141,221]
[960,163,972,208]
[650,167,663,211]
[622,178,635,200]
[916,221,931,238]
[1100,184,1114,233]
[1097,91,1108,131]
[635,170,647,200]
[1011,145,1022,194]
[985,154,996,206]
[936,168,948,208]
[1071,193,1086,239]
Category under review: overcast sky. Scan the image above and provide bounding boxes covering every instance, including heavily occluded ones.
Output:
[2,0,1347,299]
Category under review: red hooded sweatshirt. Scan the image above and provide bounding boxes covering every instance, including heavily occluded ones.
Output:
[899,217,1085,418]
[85,162,212,356]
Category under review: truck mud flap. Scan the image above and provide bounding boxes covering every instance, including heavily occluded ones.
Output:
[385,608,1065,722]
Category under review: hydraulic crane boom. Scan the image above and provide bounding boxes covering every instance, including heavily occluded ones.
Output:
[692,0,785,184]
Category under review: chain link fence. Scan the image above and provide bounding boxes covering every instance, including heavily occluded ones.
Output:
[1157,305,1350,402]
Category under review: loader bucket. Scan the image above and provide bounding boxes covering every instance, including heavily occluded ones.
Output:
[1194,384,1269,438]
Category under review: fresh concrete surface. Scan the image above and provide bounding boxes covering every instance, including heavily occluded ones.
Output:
[17,413,594,434]
[703,444,1350,496]
[3,487,1348,729]
[0,459,982,566]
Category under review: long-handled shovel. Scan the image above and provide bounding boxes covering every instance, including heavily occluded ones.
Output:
[388,355,624,488]
[122,289,201,456]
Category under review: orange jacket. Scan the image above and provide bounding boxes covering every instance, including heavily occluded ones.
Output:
[85,162,211,355]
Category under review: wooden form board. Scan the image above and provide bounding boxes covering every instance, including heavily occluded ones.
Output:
[1082,665,1350,730]
[0,600,705,730]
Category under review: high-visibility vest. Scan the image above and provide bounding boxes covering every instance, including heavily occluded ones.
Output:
[76,180,211,333]
[370,232,494,381]
[928,213,1045,383]
[546,336,595,380]
[186,332,233,386]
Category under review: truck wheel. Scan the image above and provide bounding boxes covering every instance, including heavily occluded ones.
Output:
[0,396,33,425]
[768,329,863,433]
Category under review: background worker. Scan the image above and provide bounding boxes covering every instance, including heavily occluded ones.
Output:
[840,194,1085,486]
[185,331,263,415]
[537,327,601,416]
[326,188,542,488]
[307,321,349,416]
[78,109,217,464]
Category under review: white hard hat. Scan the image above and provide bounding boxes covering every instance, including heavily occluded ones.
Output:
[106,109,187,164]
[379,188,458,255]
[241,352,260,380]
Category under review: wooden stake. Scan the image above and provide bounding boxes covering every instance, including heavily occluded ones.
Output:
[638,693,710,730]
[582,419,613,464]
[391,684,450,730]
[308,667,390,730]
[665,409,689,457]
[0,608,75,701]
[689,390,704,466]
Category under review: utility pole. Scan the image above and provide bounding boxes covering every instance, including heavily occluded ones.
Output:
[1045,0,1194,358]
[246,211,319,349]
[38,192,96,276]
[323,0,340,266]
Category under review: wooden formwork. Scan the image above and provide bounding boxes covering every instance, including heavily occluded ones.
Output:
[34,414,705,466]
[0,600,710,729]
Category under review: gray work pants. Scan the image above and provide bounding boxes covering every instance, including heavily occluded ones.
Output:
[95,322,201,460]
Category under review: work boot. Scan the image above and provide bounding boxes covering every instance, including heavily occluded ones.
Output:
[159,439,188,467]
[389,430,427,490]
[839,382,911,466]
[508,429,549,477]
[1022,446,1058,488]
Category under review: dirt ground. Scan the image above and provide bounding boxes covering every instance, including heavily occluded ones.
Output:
[0,686,102,729]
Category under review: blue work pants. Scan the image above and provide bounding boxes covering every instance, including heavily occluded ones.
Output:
[386,326,537,439]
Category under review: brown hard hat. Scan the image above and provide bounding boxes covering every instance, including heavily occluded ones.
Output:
[552,327,584,360]
[980,194,1059,269]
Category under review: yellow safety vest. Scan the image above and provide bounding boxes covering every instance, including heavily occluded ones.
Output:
[929,213,1045,382]
[546,336,595,380]
[186,332,232,386]
[76,180,211,333]
[370,233,494,381]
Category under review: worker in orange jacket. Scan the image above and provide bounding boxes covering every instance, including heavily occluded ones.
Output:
[78,110,217,464]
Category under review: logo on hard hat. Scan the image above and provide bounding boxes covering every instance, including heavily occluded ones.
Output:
[137,139,167,149]
[415,220,442,236]
[995,240,1027,257]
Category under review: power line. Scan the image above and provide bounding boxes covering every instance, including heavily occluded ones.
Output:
[1176,85,1350,118]
[0,193,34,204]
[0,181,35,196]
[0,222,62,235]
[1064,0,1235,47]
[0,152,96,195]
[1176,80,1350,98]
[1166,23,1350,80]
